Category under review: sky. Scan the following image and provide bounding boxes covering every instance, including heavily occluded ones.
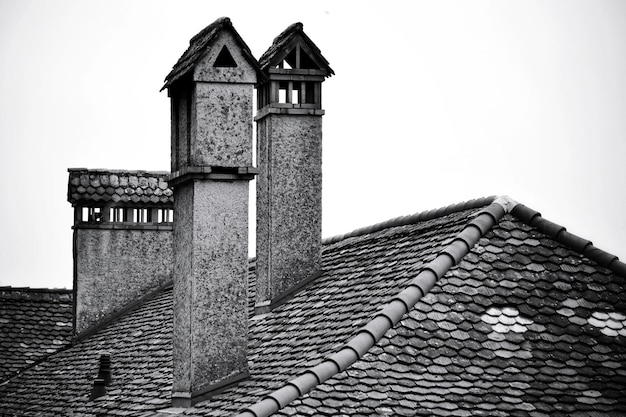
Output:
[0,0,625,289]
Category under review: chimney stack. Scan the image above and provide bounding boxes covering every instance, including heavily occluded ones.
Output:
[255,23,333,313]
[67,169,173,335]
[162,18,260,407]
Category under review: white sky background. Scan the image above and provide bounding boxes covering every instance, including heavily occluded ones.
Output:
[0,0,624,289]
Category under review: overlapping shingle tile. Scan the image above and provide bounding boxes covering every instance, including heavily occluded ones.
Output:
[276,213,626,416]
[0,286,173,416]
[67,169,173,206]
[0,287,73,382]
[2,198,625,416]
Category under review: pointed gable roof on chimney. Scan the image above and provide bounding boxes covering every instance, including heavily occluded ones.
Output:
[258,22,334,75]
[161,17,262,90]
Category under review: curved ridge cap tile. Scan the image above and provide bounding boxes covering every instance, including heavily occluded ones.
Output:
[379,299,410,325]
[320,196,496,246]
[454,227,482,249]
[412,269,438,295]
[270,384,301,408]
[328,347,359,372]
[346,331,376,356]
[442,239,471,265]
[479,202,506,222]
[235,203,502,417]
[362,315,393,342]
[511,201,626,277]
[530,216,567,239]
[395,285,426,311]
[584,246,618,268]
[559,230,593,253]
[609,259,626,277]
[425,253,455,277]
[245,397,280,417]
[510,203,541,224]
[289,372,319,398]
[468,213,496,235]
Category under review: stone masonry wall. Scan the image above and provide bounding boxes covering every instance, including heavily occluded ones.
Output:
[256,114,322,304]
[74,228,172,334]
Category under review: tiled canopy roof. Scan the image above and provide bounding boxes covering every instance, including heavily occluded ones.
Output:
[258,22,334,74]
[1,197,625,416]
[67,169,173,207]
[0,287,73,382]
[161,17,261,90]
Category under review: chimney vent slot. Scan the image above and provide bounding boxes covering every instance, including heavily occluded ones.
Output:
[90,353,111,400]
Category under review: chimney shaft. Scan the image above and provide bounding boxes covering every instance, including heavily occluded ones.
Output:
[67,169,174,335]
[164,18,259,407]
[255,23,333,313]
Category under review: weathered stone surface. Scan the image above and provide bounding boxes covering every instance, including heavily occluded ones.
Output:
[74,228,172,334]
[192,83,253,167]
[256,114,322,304]
[172,180,249,395]
[193,30,257,84]
[170,29,256,172]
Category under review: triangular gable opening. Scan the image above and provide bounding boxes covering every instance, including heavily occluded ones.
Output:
[213,45,237,68]
[275,45,321,70]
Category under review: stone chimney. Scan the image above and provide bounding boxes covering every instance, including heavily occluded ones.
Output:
[67,169,173,335]
[162,17,260,407]
[255,23,333,313]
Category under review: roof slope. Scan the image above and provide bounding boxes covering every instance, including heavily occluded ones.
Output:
[0,287,73,382]
[275,211,626,416]
[0,285,173,415]
[1,197,625,416]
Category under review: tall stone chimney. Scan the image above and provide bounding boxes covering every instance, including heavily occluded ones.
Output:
[255,23,333,313]
[67,169,173,335]
[162,17,260,407]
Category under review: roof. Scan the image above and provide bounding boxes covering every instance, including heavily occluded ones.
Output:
[1,197,625,415]
[0,287,73,382]
[67,168,173,207]
[162,17,261,91]
[258,22,334,75]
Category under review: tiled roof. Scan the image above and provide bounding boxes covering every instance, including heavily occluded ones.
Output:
[1,197,625,416]
[67,168,173,206]
[0,287,73,382]
[162,17,261,90]
[258,22,334,75]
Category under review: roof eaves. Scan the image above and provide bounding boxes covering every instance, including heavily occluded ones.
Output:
[235,198,511,417]
[510,203,626,277]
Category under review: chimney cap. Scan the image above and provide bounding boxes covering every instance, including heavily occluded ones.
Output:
[161,17,262,91]
[258,22,334,76]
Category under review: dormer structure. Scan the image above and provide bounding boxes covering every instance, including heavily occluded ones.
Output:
[162,17,260,407]
[255,23,333,313]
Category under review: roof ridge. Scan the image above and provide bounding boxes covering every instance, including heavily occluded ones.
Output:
[322,196,497,245]
[511,203,626,277]
[235,199,509,417]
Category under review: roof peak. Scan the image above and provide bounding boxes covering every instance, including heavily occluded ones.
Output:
[189,16,232,45]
